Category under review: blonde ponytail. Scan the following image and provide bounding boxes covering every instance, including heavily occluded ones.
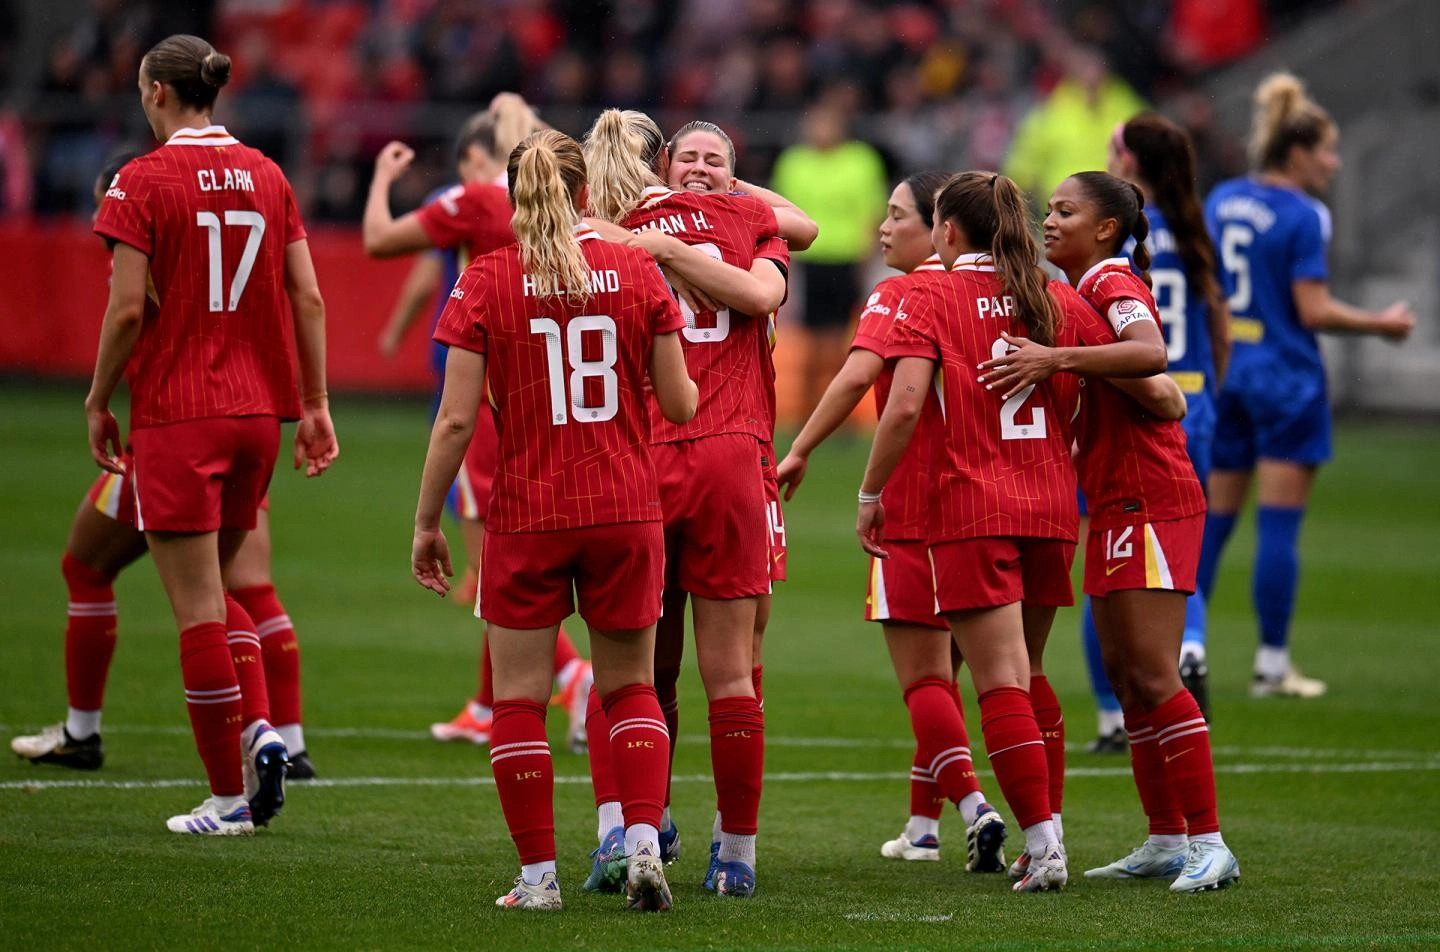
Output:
[1249,71,1333,172]
[491,95,544,164]
[508,131,591,301]
[582,108,665,222]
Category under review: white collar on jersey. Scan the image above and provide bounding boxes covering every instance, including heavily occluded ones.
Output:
[636,184,677,210]
[1078,257,1130,286]
[573,223,603,242]
[166,124,239,147]
[913,253,946,273]
[950,252,996,272]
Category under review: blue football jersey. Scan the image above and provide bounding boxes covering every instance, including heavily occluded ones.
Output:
[1204,177,1330,398]
[1126,205,1217,398]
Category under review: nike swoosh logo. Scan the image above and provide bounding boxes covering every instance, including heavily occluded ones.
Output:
[1105,563,1128,576]
[1165,748,1193,763]
[1185,858,1215,880]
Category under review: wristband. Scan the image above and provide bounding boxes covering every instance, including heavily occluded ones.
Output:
[303,390,328,403]
[858,489,883,504]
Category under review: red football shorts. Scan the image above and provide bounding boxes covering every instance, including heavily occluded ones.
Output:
[930,536,1076,612]
[87,452,270,530]
[655,434,769,600]
[129,416,279,533]
[865,539,946,630]
[479,521,665,630]
[761,442,788,585]
[1084,513,1203,597]
[454,405,498,521]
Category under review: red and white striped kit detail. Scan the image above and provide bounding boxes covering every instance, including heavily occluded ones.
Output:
[609,717,669,743]
[185,686,243,705]
[490,741,551,766]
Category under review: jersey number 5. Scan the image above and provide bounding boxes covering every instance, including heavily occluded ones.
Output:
[196,210,266,312]
[531,315,619,425]
[991,337,1047,440]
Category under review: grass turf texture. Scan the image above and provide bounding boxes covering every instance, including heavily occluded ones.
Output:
[2,385,1438,951]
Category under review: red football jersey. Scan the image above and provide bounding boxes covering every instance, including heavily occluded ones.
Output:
[1072,260,1206,529]
[851,254,946,540]
[93,125,306,429]
[416,180,516,267]
[434,226,686,533]
[886,254,1078,543]
[752,233,791,437]
[621,186,779,443]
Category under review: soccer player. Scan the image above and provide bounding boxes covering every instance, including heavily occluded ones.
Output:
[856,171,1089,892]
[1068,112,1233,748]
[641,117,812,878]
[363,102,593,750]
[11,152,319,781]
[580,109,786,898]
[1200,73,1415,697]
[411,130,696,912]
[777,170,1011,871]
[85,34,337,834]
[987,169,1238,891]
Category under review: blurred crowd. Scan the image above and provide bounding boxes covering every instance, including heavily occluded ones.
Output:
[2,0,1346,221]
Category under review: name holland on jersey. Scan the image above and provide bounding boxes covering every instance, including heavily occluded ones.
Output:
[449,269,625,300]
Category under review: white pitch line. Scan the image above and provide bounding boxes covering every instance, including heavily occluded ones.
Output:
[844,912,955,923]
[3,724,1433,762]
[5,759,1439,793]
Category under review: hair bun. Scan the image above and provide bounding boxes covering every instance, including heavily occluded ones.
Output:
[200,51,232,88]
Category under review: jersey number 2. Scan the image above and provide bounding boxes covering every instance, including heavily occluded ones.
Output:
[196,210,266,312]
[531,315,619,425]
[991,337,1047,440]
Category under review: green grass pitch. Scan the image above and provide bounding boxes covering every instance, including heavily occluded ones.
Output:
[2,385,1438,950]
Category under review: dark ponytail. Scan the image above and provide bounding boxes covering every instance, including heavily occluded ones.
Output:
[1119,112,1224,321]
[934,171,1057,346]
[1070,171,1152,287]
[142,35,230,111]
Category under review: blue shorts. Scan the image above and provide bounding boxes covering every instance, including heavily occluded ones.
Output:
[1211,382,1332,471]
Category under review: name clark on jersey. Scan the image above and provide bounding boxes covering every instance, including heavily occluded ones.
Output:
[197,168,256,192]
[630,209,715,236]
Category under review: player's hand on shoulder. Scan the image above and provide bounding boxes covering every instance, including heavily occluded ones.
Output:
[411,526,452,596]
[977,331,1060,399]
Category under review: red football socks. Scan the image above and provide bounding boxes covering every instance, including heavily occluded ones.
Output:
[1029,674,1066,814]
[229,584,300,728]
[601,683,670,831]
[977,685,1051,830]
[224,594,270,727]
[490,699,555,864]
[904,677,982,805]
[1151,689,1220,835]
[708,695,764,835]
[584,684,619,807]
[179,620,244,796]
[61,554,117,713]
[1124,707,1188,836]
